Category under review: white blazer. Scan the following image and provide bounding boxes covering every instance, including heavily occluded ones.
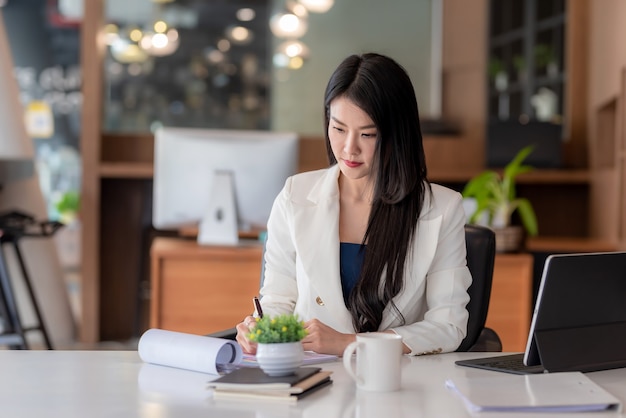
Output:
[260,165,471,355]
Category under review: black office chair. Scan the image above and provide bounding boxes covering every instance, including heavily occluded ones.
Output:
[456,224,502,352]
[209,224,503,352]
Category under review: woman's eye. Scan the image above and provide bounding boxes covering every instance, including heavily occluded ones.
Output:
[362,132,377,138]
[332,126,344,133]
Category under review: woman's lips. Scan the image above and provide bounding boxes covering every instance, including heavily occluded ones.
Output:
[343,160,362,168]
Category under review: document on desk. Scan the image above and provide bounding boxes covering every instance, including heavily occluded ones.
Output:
[445,372,622,413]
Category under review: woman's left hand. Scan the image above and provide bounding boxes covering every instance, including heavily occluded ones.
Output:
[301,318,355,356]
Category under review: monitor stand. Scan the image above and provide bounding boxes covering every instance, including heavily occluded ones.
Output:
[197,170,238,246]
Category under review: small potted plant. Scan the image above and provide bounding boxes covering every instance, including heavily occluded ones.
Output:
[462,145,539,252]
[248,313,308,376]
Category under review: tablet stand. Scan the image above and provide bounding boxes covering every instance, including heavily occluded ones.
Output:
[535,322,626,373]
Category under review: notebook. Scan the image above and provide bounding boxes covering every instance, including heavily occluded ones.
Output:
[456,251,626,374]
[207,366,322,391]
[208,367,332,404]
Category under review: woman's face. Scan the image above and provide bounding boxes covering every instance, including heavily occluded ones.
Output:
[328,96,378,182]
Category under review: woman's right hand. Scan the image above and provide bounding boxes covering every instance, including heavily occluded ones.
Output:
[235,315,258,354]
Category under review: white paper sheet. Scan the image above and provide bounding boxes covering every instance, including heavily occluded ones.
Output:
[445,372,622,413]
[138,328,243,375]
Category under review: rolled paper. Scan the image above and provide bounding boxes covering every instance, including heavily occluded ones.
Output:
[138,328,243,375]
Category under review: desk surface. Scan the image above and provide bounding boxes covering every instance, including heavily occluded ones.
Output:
[1,350,625,417]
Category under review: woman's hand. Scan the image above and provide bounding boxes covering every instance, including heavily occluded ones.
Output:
[301,318,356,356]
[235,316,258,354]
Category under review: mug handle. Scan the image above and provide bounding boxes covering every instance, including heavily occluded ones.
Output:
[343,341,361,384]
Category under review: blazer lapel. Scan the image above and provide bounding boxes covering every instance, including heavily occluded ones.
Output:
[292,166,354,331]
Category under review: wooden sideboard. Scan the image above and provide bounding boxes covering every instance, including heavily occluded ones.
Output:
[150,237,535,350]
[149,237,263,335]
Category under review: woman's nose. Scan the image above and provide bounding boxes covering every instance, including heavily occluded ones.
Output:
[343,134,359,156]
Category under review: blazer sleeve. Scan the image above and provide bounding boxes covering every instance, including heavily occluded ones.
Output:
[258,177,299,317]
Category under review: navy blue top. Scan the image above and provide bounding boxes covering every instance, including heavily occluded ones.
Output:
[340,242,366,305]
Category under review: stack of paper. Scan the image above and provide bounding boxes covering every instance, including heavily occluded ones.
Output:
[208,367,333,404]
[446,371,622,413]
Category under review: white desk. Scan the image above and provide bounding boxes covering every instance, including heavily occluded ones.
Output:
[1,350,625,417]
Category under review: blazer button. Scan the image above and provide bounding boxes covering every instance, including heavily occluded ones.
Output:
[315,296,325,306]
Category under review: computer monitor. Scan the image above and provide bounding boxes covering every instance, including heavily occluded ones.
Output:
[152,127,299,245]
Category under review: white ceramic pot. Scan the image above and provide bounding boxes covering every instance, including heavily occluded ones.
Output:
[256,342,304,376]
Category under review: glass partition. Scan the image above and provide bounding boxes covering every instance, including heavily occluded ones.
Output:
[100,0,436,136]
[102,0,272,133]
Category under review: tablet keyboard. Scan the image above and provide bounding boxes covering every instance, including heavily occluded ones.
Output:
[456,354,545,375]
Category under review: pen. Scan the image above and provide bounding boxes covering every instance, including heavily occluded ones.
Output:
[253,296,264,318]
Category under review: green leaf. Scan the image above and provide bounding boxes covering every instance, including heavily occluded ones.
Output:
[248,313,307,344]
[55,191,80,214]
[516,198,538,236]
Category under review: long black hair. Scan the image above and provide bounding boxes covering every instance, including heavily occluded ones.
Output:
[324,53,431,332]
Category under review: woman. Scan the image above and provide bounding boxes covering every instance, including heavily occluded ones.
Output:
[236,53,471,356]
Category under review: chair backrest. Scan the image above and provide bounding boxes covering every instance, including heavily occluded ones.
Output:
[455,224,497,352]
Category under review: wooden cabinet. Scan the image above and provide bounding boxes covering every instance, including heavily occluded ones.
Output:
[148,237,536,352]
[149,238,263,335]
[485,253,534,352]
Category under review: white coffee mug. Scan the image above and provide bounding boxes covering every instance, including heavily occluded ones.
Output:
[343,332,403,392]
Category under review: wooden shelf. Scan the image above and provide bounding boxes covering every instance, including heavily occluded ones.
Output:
[96,162,590,184]
[429,168,590,185]
[99,163,154,178]
[515,169,590,184]
[527,236,618,253]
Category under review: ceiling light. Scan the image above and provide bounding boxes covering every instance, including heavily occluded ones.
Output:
[236,8,255,22]
[226,26,253,45]
[153,20,168,33]
[298,0,334,13]
[129,28,143,42]
[273,40,309,69]
[270,1,308,38]
[110,39,149,63]
[217,38,231,52]
[270,12,308,38]
[151,33,169,49]
[139,28,179,57]
[103,24,120,45]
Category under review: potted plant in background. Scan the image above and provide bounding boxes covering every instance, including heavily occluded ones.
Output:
[488,56,508,92]
[53,190,81,274]
[248,313,308,376]
[534,43,558,78]
[55,190,80,224]
[462,145,539,252]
